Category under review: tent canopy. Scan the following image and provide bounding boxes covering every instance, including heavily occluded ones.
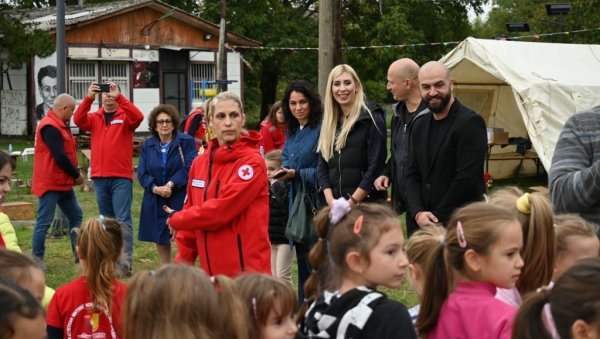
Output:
[440,37,600,178]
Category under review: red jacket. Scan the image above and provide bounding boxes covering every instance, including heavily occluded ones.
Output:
[169,131,271,277]
[183,108,207,150]
[32,110,78,197]
[73,95,144,179]
[259,120,286,154]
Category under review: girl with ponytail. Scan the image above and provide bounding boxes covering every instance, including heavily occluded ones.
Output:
[417,202,524,339]
[513,257,600,339]
[46,216,127,339]
[297,198,416,339]
[488,187,556,306]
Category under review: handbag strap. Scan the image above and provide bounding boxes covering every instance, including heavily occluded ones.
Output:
[299,175,316,212]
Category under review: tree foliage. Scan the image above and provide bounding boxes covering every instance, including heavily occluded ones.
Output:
[199,0,483,116]
[472,0,600,44]
[0,4,54,68]
[2,0,488,120]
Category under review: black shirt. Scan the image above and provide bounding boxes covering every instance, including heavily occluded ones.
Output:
[40,125,80,179]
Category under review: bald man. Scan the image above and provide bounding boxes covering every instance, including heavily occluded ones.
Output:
[406,61,487,229]
[32,94,84,263]
[375,59,429,234]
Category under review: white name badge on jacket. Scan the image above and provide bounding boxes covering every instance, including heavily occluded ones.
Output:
[111,119,124,125]
[192,179,205,188]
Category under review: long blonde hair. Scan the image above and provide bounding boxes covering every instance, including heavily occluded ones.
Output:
[76,217,123,312]
[317,64,374,160]
[488,187,555,295]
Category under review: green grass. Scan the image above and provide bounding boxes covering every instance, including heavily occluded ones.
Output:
[0,137,548,308]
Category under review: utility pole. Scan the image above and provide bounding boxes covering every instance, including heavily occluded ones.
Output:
[57,0,66,94]
[216,0,227,92]
[318,0,341,98]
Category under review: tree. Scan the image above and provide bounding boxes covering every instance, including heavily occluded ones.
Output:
[341,0,484,103]
[0,5,54,68]
[200,0,319,120]
[473,0,600,44]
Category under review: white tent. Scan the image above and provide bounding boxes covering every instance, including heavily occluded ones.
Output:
[440,37,600,178]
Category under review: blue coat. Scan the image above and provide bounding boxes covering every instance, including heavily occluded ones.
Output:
[282,124,321,207]
[137,133,197,244]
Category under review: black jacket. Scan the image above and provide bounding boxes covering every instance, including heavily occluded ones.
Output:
[317,104,387,203]
[268,180,289,245]
[381,100,429,214]
[299,287,417,339]
[406,99,487,228]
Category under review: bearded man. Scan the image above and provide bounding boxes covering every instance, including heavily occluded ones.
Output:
[405,61,487,229]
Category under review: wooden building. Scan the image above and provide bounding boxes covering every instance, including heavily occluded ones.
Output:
[0,0,260,135]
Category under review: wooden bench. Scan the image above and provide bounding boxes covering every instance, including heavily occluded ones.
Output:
[2,202,35,220]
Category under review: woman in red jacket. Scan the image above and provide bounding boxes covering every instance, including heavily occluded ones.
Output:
[259,101,286,154]
[165,91,271,277]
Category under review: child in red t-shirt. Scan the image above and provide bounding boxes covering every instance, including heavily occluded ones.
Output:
[47,216,127,339]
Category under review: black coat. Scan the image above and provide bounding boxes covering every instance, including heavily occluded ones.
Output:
[381,100,429,213]
[406,99,487,229]
[268,180,289,245]
[317,105,387,203]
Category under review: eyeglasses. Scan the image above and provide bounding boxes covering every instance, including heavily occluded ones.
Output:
[157,119,173,126]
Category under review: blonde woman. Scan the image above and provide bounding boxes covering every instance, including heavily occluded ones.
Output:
[317,64,387,207]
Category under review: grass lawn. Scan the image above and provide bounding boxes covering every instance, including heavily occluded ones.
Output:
[0,137,548,308]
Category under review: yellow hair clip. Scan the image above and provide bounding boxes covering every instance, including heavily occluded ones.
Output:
[516,193,531,214]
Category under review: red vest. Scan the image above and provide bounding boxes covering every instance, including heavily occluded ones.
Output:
[183,109,207,150]
[32,110,78,197]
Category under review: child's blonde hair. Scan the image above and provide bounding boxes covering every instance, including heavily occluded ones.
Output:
[488,187,555,295]
[265,149,282,164]
[234,274,296,338]
[123,265,249,339]
[406,225,447,267]
[417,202,519,337]
[297,202,403,324]
[76,217,123,312]
[554,213,599,254]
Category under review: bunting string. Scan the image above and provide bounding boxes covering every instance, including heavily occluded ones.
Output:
[225,27,600,51]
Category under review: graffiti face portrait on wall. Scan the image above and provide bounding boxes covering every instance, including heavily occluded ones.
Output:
[36,65,58,121]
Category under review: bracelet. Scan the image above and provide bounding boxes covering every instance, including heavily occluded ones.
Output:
[349,195,360,206]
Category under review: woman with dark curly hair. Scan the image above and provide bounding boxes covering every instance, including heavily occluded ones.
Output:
[275,80,323,304]
[137,104,197,265]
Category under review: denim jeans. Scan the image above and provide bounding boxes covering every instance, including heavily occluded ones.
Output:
[294,241,311,305]
[32,189,82,261]
[94,178,134,267]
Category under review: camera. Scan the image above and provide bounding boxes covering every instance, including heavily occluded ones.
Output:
[99,83,111,93]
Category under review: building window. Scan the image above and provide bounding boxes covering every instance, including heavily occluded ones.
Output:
[68,61,130,101]
[190,63,216,101]
[101,62,130,98]
[69,61,97,100]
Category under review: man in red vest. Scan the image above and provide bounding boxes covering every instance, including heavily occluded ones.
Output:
[32,94,84,263]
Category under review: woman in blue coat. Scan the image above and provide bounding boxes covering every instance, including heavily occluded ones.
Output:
[137,104,197,265]
[274,80,323,304]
